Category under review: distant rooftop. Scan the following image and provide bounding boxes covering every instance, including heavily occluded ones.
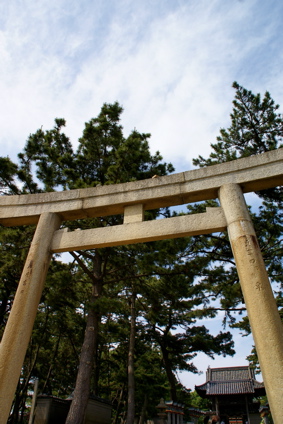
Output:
[195,366,265,397]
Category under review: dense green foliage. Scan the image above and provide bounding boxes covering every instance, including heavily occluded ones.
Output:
[192,82,283,368]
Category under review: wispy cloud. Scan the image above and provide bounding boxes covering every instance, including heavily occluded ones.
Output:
[1,0,283,168]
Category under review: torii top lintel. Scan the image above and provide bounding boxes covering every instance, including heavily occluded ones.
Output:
[0,148,283,227]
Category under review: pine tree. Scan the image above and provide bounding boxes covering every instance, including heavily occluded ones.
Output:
[7,102,173,423]
[192,82,283,366]
[137,236,235,400]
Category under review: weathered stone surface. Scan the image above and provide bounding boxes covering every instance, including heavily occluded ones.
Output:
[51,208,227,253]
[0,148,282,227]
[219,184,283,424]
[123,204,144,223]
[0,213,61,424]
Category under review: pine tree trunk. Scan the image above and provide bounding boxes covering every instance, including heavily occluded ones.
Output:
[42,334,61,394]
[160,343,177,401]
[65,297,97,424]
[113,385,125,424]
[65,254,103,424]
[138,394,148,424]
[126,290,136,424]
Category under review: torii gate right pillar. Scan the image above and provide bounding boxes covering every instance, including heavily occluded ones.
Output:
[219,183,283,424]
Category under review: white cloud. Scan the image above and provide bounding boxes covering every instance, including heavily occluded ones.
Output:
[1,0,283,168]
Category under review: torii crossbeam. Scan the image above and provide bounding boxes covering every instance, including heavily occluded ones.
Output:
[0,149,283,424]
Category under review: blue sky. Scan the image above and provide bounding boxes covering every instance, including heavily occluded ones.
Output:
[0,0,281,388]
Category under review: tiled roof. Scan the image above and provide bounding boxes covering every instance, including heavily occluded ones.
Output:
[196,380,264,395]
[195,366,265,396]
[207,366,254,381]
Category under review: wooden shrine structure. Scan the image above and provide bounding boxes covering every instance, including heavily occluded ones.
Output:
[195,366,265,423]
[34,394,112,424]
[0,149,283,423]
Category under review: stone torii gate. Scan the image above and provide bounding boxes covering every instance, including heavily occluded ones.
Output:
[0,149,283,424]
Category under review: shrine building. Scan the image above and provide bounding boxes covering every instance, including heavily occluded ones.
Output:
[195,366,265,424]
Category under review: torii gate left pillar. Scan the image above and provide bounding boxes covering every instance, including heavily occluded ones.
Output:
[0,213,61,422]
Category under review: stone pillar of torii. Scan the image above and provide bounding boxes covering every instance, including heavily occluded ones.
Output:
[0,149,283,424]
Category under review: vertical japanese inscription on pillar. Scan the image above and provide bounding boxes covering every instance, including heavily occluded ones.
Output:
[242,234,263,291]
